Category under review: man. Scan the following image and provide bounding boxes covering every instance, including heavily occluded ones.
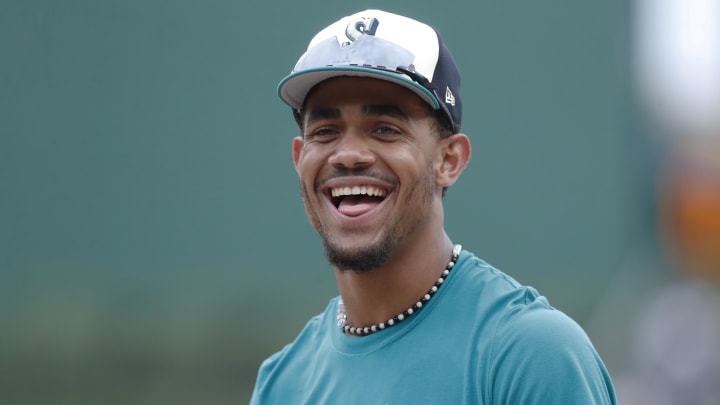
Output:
[251,9,616,404]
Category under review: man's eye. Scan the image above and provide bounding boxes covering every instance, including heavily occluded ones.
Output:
[373,126,402,137]
[307,127,338,140]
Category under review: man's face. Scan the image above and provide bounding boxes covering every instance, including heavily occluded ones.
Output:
[292,77,445,272]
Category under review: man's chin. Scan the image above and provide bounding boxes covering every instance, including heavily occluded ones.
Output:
[323,240,391,273]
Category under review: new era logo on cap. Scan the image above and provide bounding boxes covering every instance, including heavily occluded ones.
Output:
[278,9,462,133]
[446,87,456,106]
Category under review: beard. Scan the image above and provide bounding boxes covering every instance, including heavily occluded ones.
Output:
[302,164,436,274]
[322,223,395,273]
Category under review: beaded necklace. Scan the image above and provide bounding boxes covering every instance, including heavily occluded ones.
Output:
[336,244,461,336]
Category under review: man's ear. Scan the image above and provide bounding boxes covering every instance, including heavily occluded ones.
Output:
[436,133,471,188]
[292,136,304,174]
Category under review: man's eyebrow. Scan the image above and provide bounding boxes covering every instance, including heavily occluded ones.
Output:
[363,104,409,122]
[303,104,410,126]
[305,107,341,125]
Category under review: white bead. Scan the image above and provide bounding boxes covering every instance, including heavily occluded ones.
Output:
[443,270,450,276]
[424,294,431,300]
[388,319,395,326]
[407,308,414,315]
[364,327,370,334]
[438,278,444,284]
[371,325,377,332]
[431,286,438,293]
[379,323,386,329]
[417,301,423,308]
[398,314,405,321]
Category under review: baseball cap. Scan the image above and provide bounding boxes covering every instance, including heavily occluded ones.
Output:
[278,9,462,133]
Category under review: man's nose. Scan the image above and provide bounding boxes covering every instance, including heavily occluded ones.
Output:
[327,132,376,169]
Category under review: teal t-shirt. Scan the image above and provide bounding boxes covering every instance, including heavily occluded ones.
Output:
[251,251,616,404]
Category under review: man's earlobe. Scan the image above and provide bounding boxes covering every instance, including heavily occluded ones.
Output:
[436,133,471,188]
[292,136,304,173]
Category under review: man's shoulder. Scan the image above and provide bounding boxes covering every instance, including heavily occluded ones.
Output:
[453,254,615,404]
[454,251,531,292]
[250,298,337,392]
[451,251,593,353]
[451,251,551,315]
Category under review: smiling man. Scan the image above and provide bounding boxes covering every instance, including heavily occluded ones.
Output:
[250,9,616,404]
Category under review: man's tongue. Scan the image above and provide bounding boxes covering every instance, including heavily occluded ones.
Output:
[337,195,381,217]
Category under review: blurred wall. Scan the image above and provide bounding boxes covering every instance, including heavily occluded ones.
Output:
[1,1,633,404]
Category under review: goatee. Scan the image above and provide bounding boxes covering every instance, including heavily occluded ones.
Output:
[322,237,392,273]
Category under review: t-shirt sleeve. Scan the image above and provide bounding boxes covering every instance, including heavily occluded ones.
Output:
[487,302,617,404]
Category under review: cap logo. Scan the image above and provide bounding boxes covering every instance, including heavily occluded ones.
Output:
[445,87,456,106]
[342,17,379,45]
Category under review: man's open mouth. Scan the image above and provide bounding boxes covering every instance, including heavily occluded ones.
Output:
[330,185,388,217]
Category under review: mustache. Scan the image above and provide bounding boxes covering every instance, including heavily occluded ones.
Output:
[316,167,398,187]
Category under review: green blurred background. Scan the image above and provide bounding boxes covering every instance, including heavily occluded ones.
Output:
[1,0,640,403]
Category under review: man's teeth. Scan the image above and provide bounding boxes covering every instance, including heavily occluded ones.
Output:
[331,186,387,198]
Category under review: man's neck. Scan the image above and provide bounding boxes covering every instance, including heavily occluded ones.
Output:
[334,232,454,330]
